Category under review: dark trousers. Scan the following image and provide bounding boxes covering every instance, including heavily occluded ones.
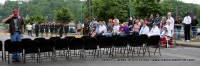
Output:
[35,30,39,37]
[184,24,191,40]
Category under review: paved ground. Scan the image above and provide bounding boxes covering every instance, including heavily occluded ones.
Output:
[0,34,200,66]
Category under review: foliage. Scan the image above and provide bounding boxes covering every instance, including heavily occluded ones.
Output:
[54,8,75,23]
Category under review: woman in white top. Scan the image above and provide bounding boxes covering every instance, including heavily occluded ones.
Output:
[139,23,149,35]
[113,21,120,35]
[148,24,160,36]
[26,23,33,37]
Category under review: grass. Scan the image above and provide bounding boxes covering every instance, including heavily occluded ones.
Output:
[191,39,200,42]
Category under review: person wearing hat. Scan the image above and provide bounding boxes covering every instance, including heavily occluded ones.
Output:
[2,9,24,62]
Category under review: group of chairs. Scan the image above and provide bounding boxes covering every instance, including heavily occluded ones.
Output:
[0,34,161,64]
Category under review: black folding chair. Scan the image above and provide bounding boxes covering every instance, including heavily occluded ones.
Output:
[69,38,84,59]
[6,41,23,64]
[99,37,114,57]
[113,36,129,57]
[23,40,40,63]
[54,38,69,60]
[0,40,3,61]
[147,35,161,56]
[83,37,99,58]
[4,39,11,61]
[129,35,147,57]
[39,39,55,62]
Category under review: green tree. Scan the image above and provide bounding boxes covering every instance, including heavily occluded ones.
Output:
[54,8,75,23]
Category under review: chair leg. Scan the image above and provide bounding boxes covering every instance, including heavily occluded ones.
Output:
[154,45,159,55]
[159,46,161,56]
[8,53,10,64]
[147,46,150,57]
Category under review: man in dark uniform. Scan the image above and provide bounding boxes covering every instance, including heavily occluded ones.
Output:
[40,23,45,37]
[45,22,49,37]
[59,22,64,37]
[35,22,40,37]
[54,23,58,36]
[83,18,90,36]
[50,23,54,37]
[64,23,69,36]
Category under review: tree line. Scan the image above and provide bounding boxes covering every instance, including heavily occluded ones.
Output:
[0,0,199,24]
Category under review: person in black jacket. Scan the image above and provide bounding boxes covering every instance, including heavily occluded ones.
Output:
[35,22,40,37]
[64,23,69,36]
[59,22,64,37]
[45,22,49,37]
[40,23,45,37]
[50,23,54,37]
[83,21,90,36]
[54,23,59,36]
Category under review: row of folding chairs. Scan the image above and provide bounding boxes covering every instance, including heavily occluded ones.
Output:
[2,34,161,63]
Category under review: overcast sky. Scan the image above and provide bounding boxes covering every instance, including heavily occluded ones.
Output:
[0,0,200,4]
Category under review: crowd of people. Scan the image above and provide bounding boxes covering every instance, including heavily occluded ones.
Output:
[1,8,200,63]
[25,12,199,43]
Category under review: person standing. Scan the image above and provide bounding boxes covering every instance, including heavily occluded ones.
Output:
[40,23,45,37]
[174,16,182,39]
[183,12,192,42]
[64,23,69,36]
[147,14,154,30]
[191,16,199,39]
[59,22,64,37]
[45,22,49,37]
[49,22,54,37]
[154,13,161,28]
[26,22,32,37]
[167,12,175,37]
[2,9,24,62]
[35,22,40,37]
[83,19,90,36]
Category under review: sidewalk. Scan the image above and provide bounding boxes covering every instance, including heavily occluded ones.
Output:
[175,40,200,48]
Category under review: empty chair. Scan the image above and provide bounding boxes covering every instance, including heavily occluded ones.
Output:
[83,37,98,58]
[129,35,146,57]
[147,35,161,56]
[99,37,114,57]
[113,36,129,57]
[0,40,3,61]
[68,38,84,59]
[4,39,11,61]
[6,41,23,64]
[23,40,40,62]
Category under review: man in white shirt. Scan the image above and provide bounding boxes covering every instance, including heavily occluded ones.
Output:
[167,12,175,36]
[97,21,107,36]
[183,12,192,42]
[139,23,149,35]
[148,24,160,36]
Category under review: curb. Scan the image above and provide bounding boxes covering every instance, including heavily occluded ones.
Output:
[175,41,200,48]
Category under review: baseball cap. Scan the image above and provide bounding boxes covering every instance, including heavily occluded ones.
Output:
[12,9,18,15]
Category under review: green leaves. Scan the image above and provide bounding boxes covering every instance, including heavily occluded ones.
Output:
[54,8,75,23]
